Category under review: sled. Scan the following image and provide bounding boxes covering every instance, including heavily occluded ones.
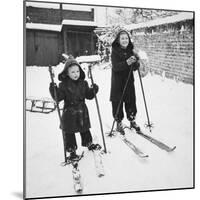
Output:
[26,96,63,114]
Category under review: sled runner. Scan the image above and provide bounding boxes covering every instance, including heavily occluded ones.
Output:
[26,96,64,114]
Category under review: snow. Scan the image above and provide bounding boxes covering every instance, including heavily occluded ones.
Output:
[26,19,97,32]
[26,23,62,32]
[125,12,194,30]
[76,55,101,63]
[25,62,193,199]
[137,50,149,61]
[26,2,60,9]
[62,19,97,27]
[62,4,93,12]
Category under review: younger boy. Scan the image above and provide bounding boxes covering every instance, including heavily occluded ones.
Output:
[49,57,100,161]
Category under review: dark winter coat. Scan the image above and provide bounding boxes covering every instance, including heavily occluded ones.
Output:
[110,30,140,102]
[49,59,98,134]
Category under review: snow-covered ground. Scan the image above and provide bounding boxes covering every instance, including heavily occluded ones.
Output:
[25,62,193,199]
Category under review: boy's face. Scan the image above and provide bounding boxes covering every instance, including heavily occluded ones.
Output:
[68,65,80,81]
[119,33,129,48]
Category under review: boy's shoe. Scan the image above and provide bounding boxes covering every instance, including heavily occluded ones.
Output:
[116,121,125,135]
[69,151,80,161]
[130,120,140,132]
[88,143,102,151]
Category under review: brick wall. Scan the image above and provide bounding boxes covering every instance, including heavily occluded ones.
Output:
[132,30,194,84]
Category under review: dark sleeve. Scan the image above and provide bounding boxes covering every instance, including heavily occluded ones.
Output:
[85,81,96,100]
[111,51,129,72]
[49,82,65,102]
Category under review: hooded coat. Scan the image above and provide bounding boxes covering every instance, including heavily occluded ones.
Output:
[110,30,140,103]
[49,58,98,134]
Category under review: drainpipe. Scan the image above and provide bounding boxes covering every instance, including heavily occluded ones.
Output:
[59,3,63,23]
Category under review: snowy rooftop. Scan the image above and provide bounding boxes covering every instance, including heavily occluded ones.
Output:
[62,19,97,27]
[76,55,101,63]
[125,12,194,30]
[26,2,60,9]
[26,2,92,11]
[26,19,97,32]
[26,23,62,32]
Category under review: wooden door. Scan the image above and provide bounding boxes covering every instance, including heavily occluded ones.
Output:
[26,30,60,66]
[66,31,93,57]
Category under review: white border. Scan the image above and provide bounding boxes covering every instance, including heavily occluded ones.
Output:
[1,0,198,200]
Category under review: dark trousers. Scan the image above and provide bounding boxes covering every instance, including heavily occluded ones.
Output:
[112,101,137,122]
[64,130,93,153]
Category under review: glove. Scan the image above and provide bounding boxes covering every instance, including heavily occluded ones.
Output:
[126,56,137,66]
[49,82,57,89]
[133,61,140,71]
[92,83,99,94]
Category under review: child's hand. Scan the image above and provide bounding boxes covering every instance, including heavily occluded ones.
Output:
[92,83,99,94]
[49,82,58,100]
[126,56,137,65]
[49,82,57,89]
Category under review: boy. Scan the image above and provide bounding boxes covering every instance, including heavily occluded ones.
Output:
[49,57,100,161]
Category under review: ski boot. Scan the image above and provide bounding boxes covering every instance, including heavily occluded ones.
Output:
[116,121,125,135]
[130,120,140,132]
[88,143,102,151]
[68,151,81,162]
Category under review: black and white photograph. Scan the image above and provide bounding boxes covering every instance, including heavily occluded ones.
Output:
[24,0,194,199]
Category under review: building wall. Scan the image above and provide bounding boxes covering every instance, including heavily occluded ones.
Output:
[94,7,107,26]
[26,30,63,66]
[26,6,61,24]
[132,21,194,84]
[26,6,94,24]
[26,5,97,66]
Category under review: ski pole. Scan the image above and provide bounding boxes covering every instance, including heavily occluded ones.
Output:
[48,66,67,163]
[88,64,107,153]
[108,64,134,136]
[137,62,153,132]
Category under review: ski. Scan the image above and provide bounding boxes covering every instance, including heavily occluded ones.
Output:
[118,132,149,158]
[125,126,176,152]
[71,161,83,193]
[107,129,148,158]
[60,152,84,193]
[91,149,105,177]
